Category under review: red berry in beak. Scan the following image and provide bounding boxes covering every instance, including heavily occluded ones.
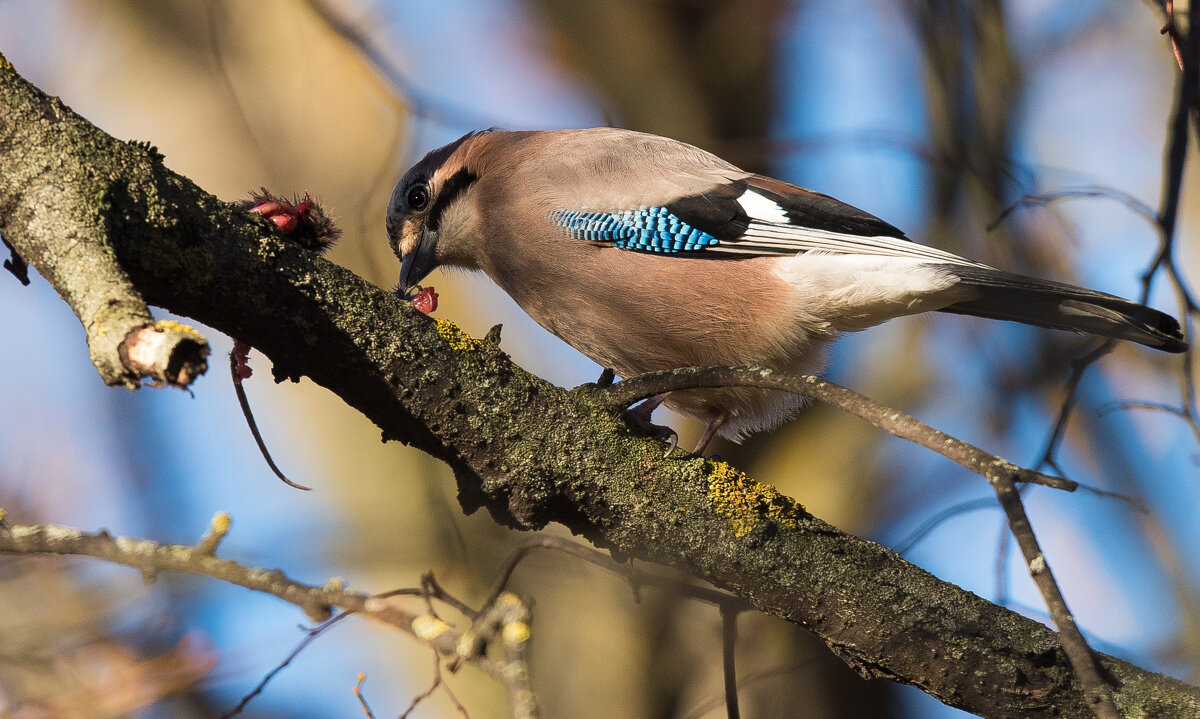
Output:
[411,286,438,314]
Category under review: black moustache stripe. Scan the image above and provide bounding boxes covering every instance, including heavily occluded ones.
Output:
[428,168,478,232]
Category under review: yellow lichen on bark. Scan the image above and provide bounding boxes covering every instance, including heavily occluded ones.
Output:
[705,460,804,538]
[434,318,483,352]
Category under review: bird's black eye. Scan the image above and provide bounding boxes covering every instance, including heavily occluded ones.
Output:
[406,183,430,211]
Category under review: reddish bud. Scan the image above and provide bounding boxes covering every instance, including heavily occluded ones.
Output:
[232,340,253,383]
[249,200,301,234]
[295,197,314,218]
[411,286,439,314]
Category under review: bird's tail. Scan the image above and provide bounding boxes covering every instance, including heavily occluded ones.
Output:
[936,265,1187,353]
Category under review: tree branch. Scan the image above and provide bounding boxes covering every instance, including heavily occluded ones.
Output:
[0,58,208,389]
[0,52,1196,718]
[0,511,510,683]
[604,367,1076,491]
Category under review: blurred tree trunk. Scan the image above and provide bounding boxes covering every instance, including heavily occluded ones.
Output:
[535,0,785,167]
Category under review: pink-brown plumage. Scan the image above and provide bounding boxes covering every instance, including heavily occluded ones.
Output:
[387,128,1185,452]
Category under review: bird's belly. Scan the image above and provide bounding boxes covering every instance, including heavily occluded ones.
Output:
[492,250,831,439]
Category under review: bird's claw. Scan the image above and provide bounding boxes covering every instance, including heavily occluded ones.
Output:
[622,394,678,457]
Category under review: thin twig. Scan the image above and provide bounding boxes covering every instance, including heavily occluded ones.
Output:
[720,605,741,719]
[398,651,444,719]
[230,346,311,491]
[892,497,997,555]
[1028,0,1200,492]
[354,672,378,718]
[989,185,1158,231]
[0,514,509,682]
[995,517,1011,607]
[300,0,496,130]
[204,2,272,164]
[598,367,1076,492]
[421,571,479,619]
[1034,342,1115,472]
[987,474,1119,719]
[220,613,353,718]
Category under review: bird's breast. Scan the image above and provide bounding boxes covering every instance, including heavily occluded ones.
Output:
[485,242,821,379]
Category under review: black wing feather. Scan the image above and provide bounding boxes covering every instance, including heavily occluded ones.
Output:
[664,180,749,242]
[663,175,908,258]
[745,176,907,239]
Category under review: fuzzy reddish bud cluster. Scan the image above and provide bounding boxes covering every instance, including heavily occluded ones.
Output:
[248,197,309,235]
[238,187,341,253]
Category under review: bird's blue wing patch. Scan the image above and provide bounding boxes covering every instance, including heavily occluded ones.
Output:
[551,207,720,254]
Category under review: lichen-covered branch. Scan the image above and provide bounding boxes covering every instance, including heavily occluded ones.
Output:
[0,57,209,389]
[0,52,1196,718]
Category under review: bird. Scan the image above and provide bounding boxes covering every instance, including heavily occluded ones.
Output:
[386,128,1187,455]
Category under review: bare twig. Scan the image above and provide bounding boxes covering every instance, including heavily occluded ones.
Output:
[220,613,353,719]
[1013,0,1200,512]
[598,367,1076,492]
[892,497,997,555]
[203,2,272,163]
[0,512,508,682]
[989,185,1158,231]
[354,673,378,718]
[1034,342,1116,471]
[397,652,444,719]
[229,344,312,491]
[720,605,741,719]
[1100,399,1190,419]
[420,571,478,619]
[300,0,497,130]
[987,474,1118,719]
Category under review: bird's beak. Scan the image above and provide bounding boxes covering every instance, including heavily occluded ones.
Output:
[398,230,438,296]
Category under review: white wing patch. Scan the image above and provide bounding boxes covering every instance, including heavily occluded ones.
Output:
[736,189,790,223]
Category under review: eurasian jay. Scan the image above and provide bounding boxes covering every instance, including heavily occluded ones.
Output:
[386,128,1186,454]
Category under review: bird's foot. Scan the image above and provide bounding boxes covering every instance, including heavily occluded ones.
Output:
[623,394,678,456]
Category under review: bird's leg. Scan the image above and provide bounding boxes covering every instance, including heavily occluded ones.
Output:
[692,413,729,456]
[622,393,678,454]
[626,393,667,425]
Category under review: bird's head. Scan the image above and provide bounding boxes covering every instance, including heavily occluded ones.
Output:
[386,130,490,296]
